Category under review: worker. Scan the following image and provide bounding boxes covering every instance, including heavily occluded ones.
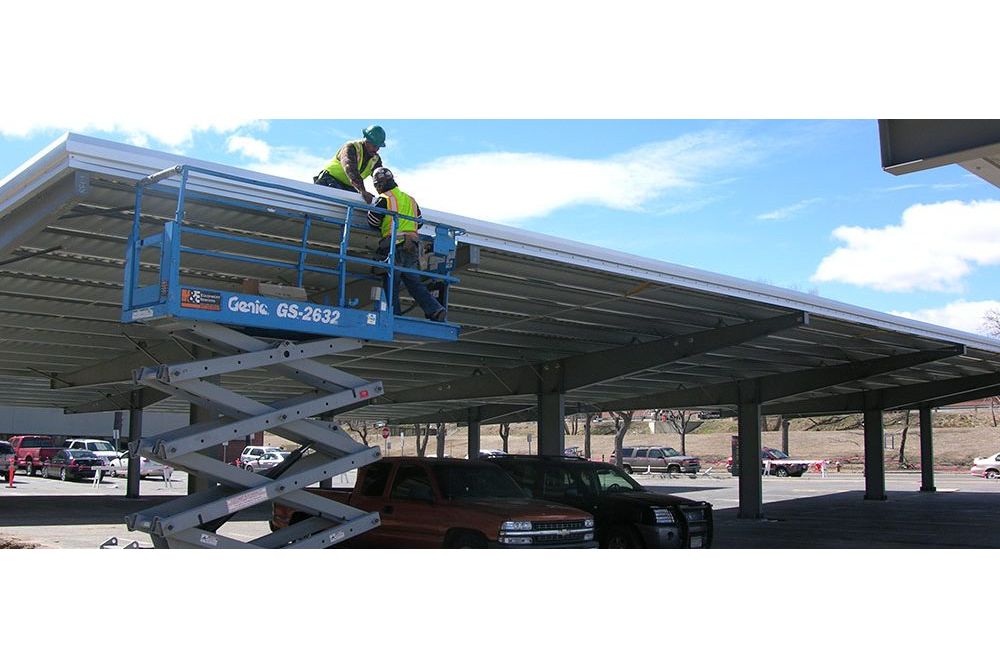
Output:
[314,125,386,204]
[366,167,447,322]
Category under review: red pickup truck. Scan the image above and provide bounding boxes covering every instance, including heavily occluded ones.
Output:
[10,435,62,476]
[271,456,597,548]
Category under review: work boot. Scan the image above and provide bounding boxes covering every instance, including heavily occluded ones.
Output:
[429,309,447,322]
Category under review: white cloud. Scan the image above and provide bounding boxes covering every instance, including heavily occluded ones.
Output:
[0,118,260,150]
[756,197,821,220]
[892,300,1000,336]
[393,131,760,224]
[226,135,271,162]
[812,199,1000,292]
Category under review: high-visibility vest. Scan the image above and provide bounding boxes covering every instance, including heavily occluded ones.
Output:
[323,140,378,187]
[378,187,419,241]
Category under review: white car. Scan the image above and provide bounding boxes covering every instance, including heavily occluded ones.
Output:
[244,450,289,473]
[970,452,1000,479]
[64,438,124,474]
[119,452,174,481]
[240,445,285,466]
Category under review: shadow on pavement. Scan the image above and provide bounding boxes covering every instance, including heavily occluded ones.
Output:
[712,490,1000,548]
[0,495,271,527]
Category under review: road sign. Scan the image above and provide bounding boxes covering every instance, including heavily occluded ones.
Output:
[382,427,390,439]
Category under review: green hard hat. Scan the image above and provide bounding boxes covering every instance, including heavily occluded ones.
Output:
[363,124,386,148]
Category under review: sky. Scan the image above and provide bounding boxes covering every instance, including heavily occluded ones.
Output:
[3,118,999,336]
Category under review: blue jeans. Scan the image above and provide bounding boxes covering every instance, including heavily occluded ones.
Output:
[381,239,443,317]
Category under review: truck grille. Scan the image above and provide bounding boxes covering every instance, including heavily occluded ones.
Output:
[533,532,590,545]
[532,520,587,532]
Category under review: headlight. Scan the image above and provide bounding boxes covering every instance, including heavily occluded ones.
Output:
[501,520,532,532]
[584,518,595,528]
[652,507,676,524]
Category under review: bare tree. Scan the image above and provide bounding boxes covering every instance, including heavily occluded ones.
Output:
[612,410,634,466]
[663,409,695,455]
[498,423,511,453]
[344,420,372,447]
[416,424,431,457]
[897,410,912,468]
[435,422,447,458]
[583,412,595,459]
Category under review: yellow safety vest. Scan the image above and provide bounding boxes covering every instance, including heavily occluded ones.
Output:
[379,187,419,241]
[323,140,378,187]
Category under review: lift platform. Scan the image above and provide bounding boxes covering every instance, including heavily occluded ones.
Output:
[119,165,464,548]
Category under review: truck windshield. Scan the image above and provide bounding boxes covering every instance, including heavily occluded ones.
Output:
[589,467,643,493]
[435,464,528,500]
[19,438,52,448]
[0,443,13,454]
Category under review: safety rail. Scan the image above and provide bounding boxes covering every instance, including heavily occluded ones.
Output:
[122,164,464,342]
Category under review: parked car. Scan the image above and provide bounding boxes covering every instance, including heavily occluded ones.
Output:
[726,447,809,477]
[0,440,15,481]
[970,452,1000,479]
[477,449,507,458]
[244,450,289,473]
[64,438,124,474]
[610,446,700,475]
[271,456,597,548]
[9,435,62,476]
[239,445,285,467]
[40,449,105,481]
[119,452,174,481]
[491,455,713,548]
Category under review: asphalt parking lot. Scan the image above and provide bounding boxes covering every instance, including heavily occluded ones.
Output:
[1,469,998,548]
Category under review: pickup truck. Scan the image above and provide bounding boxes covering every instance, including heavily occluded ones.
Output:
[10,435,62,476]
[491,455,713,548]
[271,456,597,548]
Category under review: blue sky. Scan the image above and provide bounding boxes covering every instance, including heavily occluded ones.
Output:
[3,119,998,335]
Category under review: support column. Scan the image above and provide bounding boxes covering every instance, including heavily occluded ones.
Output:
[126,390,142,499]
[467,408,481,460]
[919,405,935,492]
[537,392,565,456]
[780,418,790,455]
[863,404,886,501]
[737,399,763,519]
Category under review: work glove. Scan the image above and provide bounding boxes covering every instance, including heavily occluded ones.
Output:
[362,190,375,205]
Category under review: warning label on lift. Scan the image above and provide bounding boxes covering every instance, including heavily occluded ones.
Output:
[180,288,222,311]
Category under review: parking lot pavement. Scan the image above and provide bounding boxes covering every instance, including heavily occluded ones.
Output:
[639,471,1000,548]
[3,468,998,548]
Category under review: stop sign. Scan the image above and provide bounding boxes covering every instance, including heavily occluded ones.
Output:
[381,427,390,439]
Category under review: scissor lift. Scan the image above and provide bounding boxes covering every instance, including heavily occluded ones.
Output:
[119,165,463,548]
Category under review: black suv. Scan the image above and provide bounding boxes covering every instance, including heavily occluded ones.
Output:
[491,456,712,549]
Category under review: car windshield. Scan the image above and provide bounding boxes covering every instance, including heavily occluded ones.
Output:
[434,464,528,500]
[765,449,789,459]
[0,443,14,455]
[662,447,680,457]
[588,466,643,494]
[67,449,94,458]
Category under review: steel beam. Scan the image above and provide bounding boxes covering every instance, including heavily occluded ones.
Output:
[537,393,565,456]
[467,407,481,459]
[863,399,886,501]
[381,312,808,404]
[919,406,935,493]
[53,339,194,388]
[764,371,1000,416]
[126,390,142,499]
[879,120,1000,175]
[737,395,763,520]
[0,172,91,251]
[600,345,965,411]
[64,386,171,415]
